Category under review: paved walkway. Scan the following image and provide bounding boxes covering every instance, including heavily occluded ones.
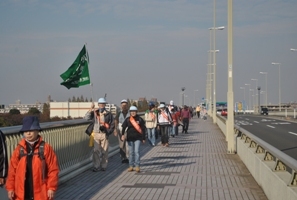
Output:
[55,117,267,200]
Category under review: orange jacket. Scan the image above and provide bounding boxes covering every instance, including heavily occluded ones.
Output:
[6,137,59,200]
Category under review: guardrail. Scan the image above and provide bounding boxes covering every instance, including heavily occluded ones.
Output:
[215,114,297,200]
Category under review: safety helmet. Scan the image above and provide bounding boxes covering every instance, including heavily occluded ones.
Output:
[121,99,128,104]
[169,100,174,105]
[98,98,107,104]
[158,104,165,109]
[129,106,138,111]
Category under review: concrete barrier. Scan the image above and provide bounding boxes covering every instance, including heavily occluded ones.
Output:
[214,115,297,200]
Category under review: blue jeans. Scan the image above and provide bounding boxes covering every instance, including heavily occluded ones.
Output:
[128,140,141,167]
[147,128,156,145]
[168,125,175,136]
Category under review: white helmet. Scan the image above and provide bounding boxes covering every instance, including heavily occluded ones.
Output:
[170,100,174,105]
[121,99,128,104]
[98,98,107,104]
[129,106,138,111]
[158,104,165,109]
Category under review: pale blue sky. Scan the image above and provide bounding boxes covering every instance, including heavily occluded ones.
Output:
[0,0,296,107]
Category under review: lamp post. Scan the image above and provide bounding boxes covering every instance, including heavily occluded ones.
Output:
[260,72,268,107]
[240,87,246,109]
[181,87,186,107]
[209,25,224,123]
[271,62,281,111]
[250,89,254,111]
[251,78,258,108]
[245,83,251,110]
[290,48,297,51]
[194,89,199,106]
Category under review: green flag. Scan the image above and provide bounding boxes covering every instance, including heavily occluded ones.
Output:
[60,45,91,89]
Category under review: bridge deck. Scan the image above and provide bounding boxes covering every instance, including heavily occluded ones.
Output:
[55,117,267,200]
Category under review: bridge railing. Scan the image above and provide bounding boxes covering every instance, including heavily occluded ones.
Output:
[2,112,146,184]
[216,114,297,200]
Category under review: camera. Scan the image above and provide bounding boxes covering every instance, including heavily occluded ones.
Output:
[99,125,106,132]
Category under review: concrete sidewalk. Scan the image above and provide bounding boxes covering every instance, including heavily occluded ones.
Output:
[55,117,267,200]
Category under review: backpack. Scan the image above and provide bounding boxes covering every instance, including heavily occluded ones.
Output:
[19,141,46,182]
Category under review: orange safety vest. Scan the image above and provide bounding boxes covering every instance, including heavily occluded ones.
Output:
[130,116,142,134]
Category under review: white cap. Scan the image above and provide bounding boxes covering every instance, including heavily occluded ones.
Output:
[170,100,174,105]
[158,104,165,109]
[98,98,107,104]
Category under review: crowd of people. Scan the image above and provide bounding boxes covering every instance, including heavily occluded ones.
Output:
[84,98,208,176]
[0,97,207,199]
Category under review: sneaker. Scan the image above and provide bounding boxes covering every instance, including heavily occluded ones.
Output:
[92,167,100,172]
[127,167,134,172]
[135,167,140,173]
[123,159,129,163]
[101,168,106,171]
[152,144,155,147]
[165,143,169,147]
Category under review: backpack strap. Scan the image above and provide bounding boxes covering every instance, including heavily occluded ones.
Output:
[19,141,46,183]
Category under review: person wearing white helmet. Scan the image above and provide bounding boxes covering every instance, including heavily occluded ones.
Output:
[84,97,115,172]
[157,103,173,147]
[114,99,130,163]
[121,106,146,173]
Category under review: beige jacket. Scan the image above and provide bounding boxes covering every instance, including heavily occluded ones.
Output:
[145,111,157,128]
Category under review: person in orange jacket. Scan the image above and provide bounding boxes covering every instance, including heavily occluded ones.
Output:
[6,116,59,200]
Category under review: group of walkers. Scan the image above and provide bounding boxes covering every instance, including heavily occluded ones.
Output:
[0,97,207,199]
[84,97,203,175]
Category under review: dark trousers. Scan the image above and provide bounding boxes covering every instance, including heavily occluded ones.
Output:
[197,111,200,118]
[182,118,189,133]
[160,126,169,144]
[175,124,179,136]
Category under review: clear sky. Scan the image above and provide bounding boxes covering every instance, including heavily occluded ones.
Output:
[0,0,296,107]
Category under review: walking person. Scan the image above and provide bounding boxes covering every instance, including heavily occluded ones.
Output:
[181,105,191,133]
[114,99,130,163]
[145,102,157,146]
[157,104,173,147]
[121,106,146,173]
[5,116,59,200]
[84,98,115,172]
[196,105,201,118]
[0,130,8,198]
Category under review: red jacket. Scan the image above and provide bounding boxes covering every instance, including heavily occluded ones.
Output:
[6,137,59,200]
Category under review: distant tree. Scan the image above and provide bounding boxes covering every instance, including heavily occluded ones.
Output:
[90,98,93,102]
[142,98,149,112]
[76,96,80,102]
[41,103,50,122]
[68,98,71,102]
[9,109,20,115]
[85,97,89,102]
[80,95,84,102]
[28,107,41,115]
[72,96,76,102]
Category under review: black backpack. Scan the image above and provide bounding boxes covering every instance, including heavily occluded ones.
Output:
[19,141,46,182]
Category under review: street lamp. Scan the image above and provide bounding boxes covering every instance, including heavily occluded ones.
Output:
[260,72,268,107]
[271,62,281,111]
[194,89,199,106]
[290,48,297,52]
[209,25,225,124]
[251,78,258,108]
[240,87,246,108]
[245,83,251,110]
[181,87,186,107]
[250,89,255,111]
